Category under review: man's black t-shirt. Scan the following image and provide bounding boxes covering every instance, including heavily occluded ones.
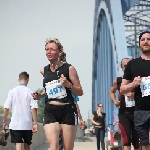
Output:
[123,57,150,111]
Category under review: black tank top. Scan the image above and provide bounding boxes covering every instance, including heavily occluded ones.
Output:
[93,111,106,127]
[43,63,74,103]
[117,77,135,113]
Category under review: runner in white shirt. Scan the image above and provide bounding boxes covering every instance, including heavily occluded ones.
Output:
[3,71,38,150]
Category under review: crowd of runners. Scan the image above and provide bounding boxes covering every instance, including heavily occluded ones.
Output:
[1,31,150,150]
[2,37,85,150]
[91,30,150,150]
[109,30,150,150]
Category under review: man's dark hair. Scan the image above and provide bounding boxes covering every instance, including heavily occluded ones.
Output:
[19,71,29,80]
[139,31,150,47]
[120,58,132,68]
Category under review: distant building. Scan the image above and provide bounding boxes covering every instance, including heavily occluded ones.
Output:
[92,0,150,124]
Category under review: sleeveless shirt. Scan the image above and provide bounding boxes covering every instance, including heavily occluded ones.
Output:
[43,63,74,103]
[93,111,106,127]
[117,77,135,113]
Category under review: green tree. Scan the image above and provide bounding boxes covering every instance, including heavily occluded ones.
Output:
[0,106,12,117]
[37,100,45,123]
[0,106,4,114]
[36,88,45,123]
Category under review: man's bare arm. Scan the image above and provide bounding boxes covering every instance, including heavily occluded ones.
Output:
[32,108,37,124]
[120,79,135,94]
[3,108,9,126]
[31,108,38,133]
[109,79,120,107]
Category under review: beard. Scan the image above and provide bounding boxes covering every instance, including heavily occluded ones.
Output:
[141,49,150,54]
[140,46,150,55]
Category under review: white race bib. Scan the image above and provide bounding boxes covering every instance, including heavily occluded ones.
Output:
[140,76,150,97]
[125,96,135,107]
[45,79,67,99]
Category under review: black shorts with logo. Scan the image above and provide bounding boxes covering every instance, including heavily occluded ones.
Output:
[10,130,32,145]
[43,103,78,125]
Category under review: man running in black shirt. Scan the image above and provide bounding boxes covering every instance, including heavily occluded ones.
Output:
[121,31,150,150]
[110,58,140,150]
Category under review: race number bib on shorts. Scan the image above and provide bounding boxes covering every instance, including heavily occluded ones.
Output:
[140,76,150,97]
[125,96,135,107]
[45,80,67,99]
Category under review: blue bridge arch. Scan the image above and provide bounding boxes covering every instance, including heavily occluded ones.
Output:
[92,0,142,125]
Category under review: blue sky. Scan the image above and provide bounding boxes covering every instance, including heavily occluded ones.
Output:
[0,0,95,120]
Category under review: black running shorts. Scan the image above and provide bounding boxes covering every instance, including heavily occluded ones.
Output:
[10,130,32,145]
[43,103,78,125]
[119,112,140,148]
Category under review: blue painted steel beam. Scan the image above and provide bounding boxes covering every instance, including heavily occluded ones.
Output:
[92,0,139,127]
[121,0,140,15]
[93,9,116,125]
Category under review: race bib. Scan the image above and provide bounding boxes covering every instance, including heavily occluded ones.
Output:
[125,96,135,107]
[140,76,150,97]
[45,79,67,99]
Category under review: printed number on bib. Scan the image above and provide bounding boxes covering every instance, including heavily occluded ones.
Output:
[45,79,67,99]
[125,96,135,107]
[140,76,150,97]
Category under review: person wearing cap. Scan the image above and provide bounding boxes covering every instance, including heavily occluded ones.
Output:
[120,31,150,149]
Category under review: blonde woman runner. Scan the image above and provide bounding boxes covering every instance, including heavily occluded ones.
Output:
[32,38,83,150]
